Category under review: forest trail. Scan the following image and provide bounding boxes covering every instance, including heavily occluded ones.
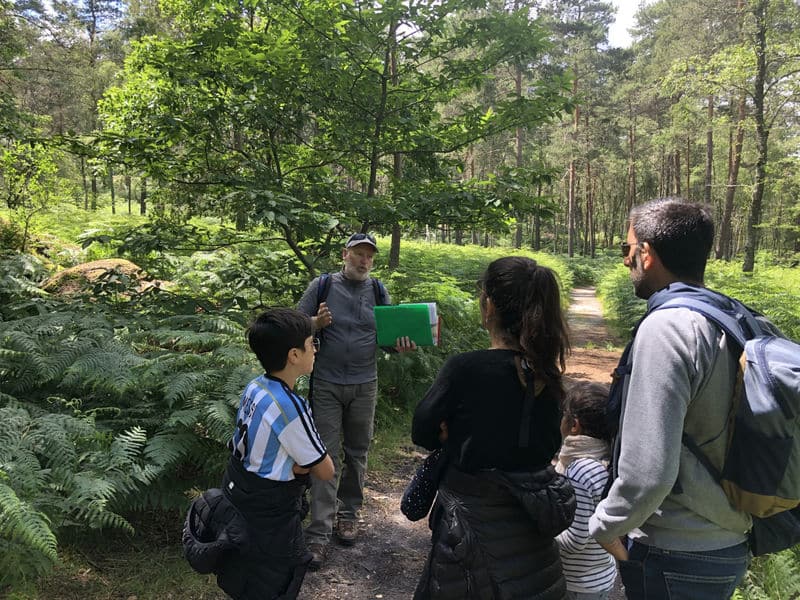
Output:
[301,287,623,600]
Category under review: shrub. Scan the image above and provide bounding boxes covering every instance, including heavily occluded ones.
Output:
[0,218,25,251]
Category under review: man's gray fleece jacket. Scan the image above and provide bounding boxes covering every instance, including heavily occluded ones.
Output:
[589,296,750,551]
[297,271,390,385]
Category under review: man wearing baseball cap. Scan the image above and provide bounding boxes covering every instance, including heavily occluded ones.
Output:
[297,232,415,569]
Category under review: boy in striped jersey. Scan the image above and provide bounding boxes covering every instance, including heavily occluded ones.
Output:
[216,308,334,600]
[556,382,625,600]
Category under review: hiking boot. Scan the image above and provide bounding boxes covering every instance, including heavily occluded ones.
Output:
[307,542,327,571]
[335,519,358,546]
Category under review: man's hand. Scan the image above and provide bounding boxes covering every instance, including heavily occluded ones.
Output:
[394,336,417,353]
[313,301,333,330]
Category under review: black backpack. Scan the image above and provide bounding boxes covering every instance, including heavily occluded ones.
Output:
[182,488,250,574]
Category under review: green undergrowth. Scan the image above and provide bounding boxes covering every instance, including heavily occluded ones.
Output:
[1,212,580,596]
[14,511,226,600]
[597,259,800,341]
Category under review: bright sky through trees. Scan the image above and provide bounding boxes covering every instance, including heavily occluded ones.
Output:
[608,0,653,47]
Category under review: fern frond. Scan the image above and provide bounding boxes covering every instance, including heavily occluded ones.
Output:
[740,551,800,599]
[64,472,132,533]
[159,314,242,335]
[203,398,236,443]
[144,432,198,468]
[30,413,97,470]
[0,481,57,562]
[163,408,203,428]
[108,426,148,465]
[162,371,213,407]
[144,328,228,352]
[62,348,146,395]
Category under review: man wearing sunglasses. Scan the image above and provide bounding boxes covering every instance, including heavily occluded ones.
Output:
[588,199,753,600]
[297,232,415,570]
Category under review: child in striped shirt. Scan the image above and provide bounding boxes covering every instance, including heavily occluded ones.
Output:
[556,381,625,600]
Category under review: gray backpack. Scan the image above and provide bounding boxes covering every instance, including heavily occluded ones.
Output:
[654,290,800,555]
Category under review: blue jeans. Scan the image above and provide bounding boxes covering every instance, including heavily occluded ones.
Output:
[305,378,378,544]
[619,540,749,600]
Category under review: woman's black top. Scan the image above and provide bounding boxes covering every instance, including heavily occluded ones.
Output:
[412,349,562,473]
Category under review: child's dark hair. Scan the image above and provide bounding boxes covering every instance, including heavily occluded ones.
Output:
[247,308,312,373]
[479,256,570,394]
[563,381,613,442]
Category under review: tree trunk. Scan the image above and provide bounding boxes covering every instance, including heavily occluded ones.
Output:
[718,0,747,260]
[140,177,147,215]
[514,52,524,251]
[627,120,636,214]
[108,165,116,214]
[704,96,714,204]
[716,94,746,260]
[674,150,681,196]
[80,157,89,210]
[686,136,691,200]
[794,211,800,253]
[586,161,595,258]
[568,76,579,258]
[90,174,98,211]
[533,179,542,251]
[388,27,402,271]
[125,173,132,215]
[743,0,768,273]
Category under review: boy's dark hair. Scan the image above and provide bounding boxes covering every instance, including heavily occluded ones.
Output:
[247,308,312,374]
[563,381,613,442]
[630,197,714,282]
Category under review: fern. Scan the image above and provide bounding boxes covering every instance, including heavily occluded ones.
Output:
[62,347,147,395]
[737,550,800,599]
[0,479,58,585]
[203,398,238,442]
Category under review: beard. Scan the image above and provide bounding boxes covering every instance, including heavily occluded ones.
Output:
[630,252,653,299]
[343,263,370,281]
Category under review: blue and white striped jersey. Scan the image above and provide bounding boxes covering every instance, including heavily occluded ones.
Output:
[229,374,327,481]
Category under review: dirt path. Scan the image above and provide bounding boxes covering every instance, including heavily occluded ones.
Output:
[301,287,622,599]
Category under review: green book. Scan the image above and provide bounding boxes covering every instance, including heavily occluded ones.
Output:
[374,303,440,347]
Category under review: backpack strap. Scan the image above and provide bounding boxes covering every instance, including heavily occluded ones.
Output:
[681,431,723,482]
[316,273,332,309]
[655,297,755,349]
[372,277,388,306]
[653,295,754,494]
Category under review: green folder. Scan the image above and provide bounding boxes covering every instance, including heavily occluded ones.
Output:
[374,303,439,346]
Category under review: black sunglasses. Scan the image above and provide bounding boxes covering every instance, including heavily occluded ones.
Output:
[620,242,638,257]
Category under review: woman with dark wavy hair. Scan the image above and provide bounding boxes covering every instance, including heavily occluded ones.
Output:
[411,256,575,600]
